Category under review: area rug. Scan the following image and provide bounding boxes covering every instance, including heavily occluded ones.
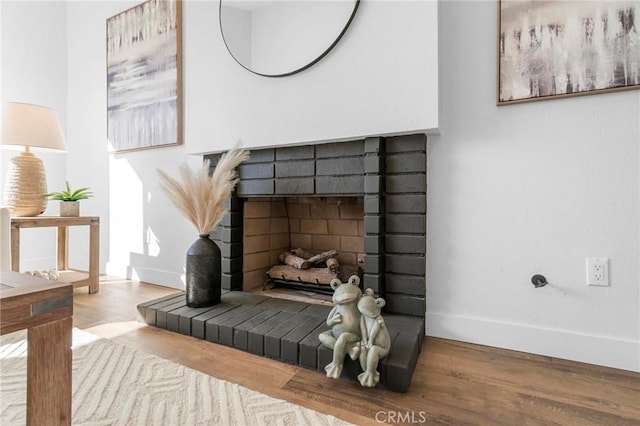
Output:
[0,328,351,426]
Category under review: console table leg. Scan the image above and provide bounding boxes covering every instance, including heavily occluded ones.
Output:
[10,224,20,272]
[89,221,100,294]
[57,226,68,271]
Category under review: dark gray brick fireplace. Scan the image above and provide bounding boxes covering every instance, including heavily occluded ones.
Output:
[138,133,427,392]
[206,133,427,319]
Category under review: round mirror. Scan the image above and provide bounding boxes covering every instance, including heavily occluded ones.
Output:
[219,0,360,77]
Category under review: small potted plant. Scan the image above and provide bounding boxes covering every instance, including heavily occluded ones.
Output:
[47,181,93,217]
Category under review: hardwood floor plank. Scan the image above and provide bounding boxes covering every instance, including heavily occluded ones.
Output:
[70,277,640,426]
[423,339,640,419]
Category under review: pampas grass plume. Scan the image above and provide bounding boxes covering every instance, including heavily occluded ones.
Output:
[157,149,250,235]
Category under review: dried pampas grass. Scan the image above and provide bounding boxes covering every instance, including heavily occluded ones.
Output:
[158,149,250,235]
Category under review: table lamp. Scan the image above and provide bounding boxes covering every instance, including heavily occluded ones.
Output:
[1,102,68,216]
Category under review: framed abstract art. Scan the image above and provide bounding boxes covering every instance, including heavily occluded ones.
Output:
[498,1,640,105]
[107,0,182,151]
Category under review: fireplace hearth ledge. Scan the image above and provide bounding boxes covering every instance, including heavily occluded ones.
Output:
[137,290,424,393]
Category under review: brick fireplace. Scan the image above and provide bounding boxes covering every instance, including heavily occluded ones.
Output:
[205,133,427,319]
[139,133,427,392]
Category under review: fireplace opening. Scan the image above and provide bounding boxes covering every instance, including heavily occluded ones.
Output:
[242,196,364,296]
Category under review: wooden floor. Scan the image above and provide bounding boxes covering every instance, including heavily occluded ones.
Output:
[72,277,640,426]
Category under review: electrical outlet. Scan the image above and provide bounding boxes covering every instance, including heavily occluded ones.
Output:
[586,258,609,286]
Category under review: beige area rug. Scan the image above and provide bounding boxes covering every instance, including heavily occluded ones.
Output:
[0,328,351,426]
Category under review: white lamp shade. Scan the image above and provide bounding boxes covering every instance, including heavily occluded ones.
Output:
[2,102,67,216]
[1,102,67,151]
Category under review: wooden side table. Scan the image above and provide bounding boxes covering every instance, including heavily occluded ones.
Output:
[10,216,100,293]
[0,270,73,426]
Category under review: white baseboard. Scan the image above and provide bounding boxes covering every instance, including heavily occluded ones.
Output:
[105,262,184,291]
[426,312,639,372]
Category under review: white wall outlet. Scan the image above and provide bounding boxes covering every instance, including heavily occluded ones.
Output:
[586,258,609,286]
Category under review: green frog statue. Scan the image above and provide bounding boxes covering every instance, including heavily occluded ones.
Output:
[356,288,391,387]
[319,275,391,388]
[319,276,363,379]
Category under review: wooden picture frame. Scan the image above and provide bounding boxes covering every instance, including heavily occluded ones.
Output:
[497,1,640,105]
[107,0,182,151]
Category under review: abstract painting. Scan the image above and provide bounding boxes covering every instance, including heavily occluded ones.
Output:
[498,1,640,105]
[107,0,182,151]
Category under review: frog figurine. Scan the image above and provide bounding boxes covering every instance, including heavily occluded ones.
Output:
[318,275,362,379]
[357,288,391,387]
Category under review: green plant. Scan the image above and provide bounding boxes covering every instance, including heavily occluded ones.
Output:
[47,181,93,202]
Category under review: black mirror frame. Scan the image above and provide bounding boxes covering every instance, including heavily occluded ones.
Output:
[219,0,360,78]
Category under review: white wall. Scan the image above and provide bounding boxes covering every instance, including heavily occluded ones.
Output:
[3,0,638,372]
[66,1,198,287]
[61,0,438,289]
[186,0,439,153]
[1,1,69,271]
[428,1,639,371]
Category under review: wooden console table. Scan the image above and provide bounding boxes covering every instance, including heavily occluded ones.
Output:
[11,216,100,293]
[0,270,73,425]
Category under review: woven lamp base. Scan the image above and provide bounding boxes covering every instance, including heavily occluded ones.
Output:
[3,151,48,216]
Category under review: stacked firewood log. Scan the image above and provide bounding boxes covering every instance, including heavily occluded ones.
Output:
[267,248,341,285]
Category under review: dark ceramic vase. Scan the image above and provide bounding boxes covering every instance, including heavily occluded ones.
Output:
[185,234,221,307]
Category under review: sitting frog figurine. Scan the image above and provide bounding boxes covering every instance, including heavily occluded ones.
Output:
[318,275,362,379]
[357,288,391,387]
